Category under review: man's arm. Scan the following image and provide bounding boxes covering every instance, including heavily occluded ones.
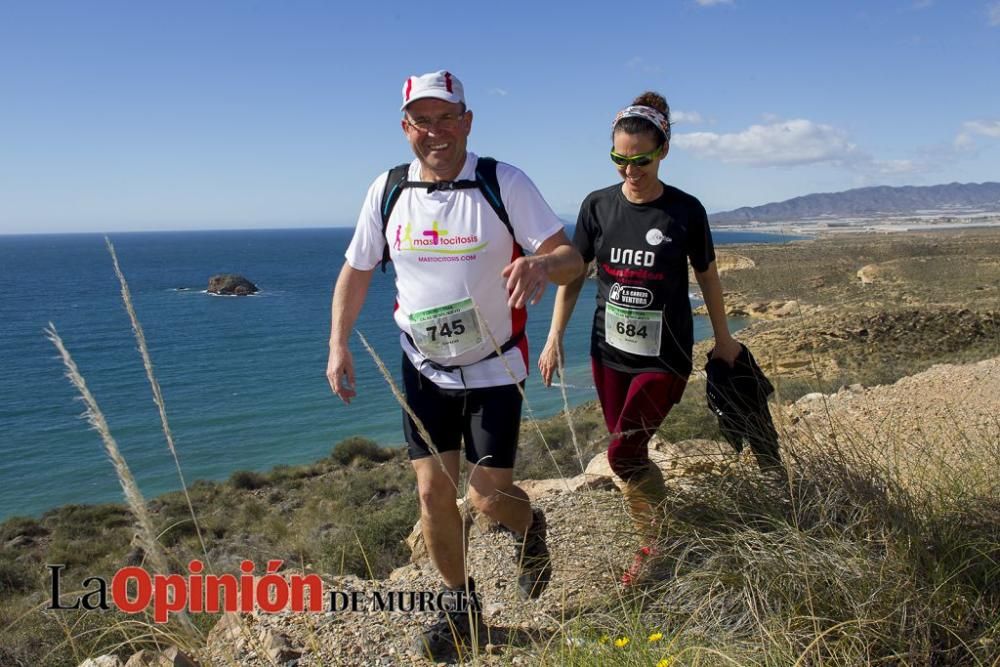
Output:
[500,229,584,309]
[537,270,587,386]
[327,263,375,404]
[694,261,741,366]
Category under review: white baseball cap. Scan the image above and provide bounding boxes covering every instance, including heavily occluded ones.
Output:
[400,70,465,111]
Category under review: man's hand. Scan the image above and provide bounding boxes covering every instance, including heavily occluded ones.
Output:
[327,345,357,404]
[537,336,564,387]
[501,255,549,308]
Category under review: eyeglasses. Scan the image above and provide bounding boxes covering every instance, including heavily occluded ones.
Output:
[404,112,467,133]
[610,148,661,167]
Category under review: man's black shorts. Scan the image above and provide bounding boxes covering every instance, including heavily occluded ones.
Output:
[401,354,523,468]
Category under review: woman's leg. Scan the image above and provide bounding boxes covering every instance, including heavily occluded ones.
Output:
[609,370,687,480]
[592,357,687,480]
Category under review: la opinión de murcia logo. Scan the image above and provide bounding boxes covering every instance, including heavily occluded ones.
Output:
[47,561,479,623]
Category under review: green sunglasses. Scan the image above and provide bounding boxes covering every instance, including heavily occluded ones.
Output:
[610,148,661,167]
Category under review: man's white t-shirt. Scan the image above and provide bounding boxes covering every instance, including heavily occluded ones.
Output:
[345,152,564,389]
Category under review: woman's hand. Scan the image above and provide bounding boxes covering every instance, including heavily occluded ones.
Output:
[710,336,742,367]
[537,336,564,387]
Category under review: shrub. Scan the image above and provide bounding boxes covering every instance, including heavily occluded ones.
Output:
[0,516,48,543]
[0,556,36,595]
[229,469,268,490]
[331,437,394,466]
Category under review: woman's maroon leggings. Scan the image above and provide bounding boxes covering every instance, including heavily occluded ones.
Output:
[591,357,688,482]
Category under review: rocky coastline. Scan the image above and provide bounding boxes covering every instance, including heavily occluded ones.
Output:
[3,228,999,666]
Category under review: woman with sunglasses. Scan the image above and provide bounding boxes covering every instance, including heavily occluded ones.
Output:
[538,91,740,586]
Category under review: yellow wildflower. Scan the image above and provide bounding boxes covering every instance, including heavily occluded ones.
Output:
[614,637,630,648]
[648,631,665,642]
[598,634,610,645]
[656,658,675,667]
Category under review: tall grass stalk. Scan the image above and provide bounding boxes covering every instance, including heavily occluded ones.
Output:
[105,237,210,565]
[355,330,443,469]
[45,324,171,577]
[44,324,201,643]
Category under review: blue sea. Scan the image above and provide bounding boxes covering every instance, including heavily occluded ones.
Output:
[0,228,795,521]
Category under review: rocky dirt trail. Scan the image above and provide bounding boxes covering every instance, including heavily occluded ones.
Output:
[196,357,998,667]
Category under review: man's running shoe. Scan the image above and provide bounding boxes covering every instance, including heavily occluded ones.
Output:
[412,580,481,661]
[515,508,552,599]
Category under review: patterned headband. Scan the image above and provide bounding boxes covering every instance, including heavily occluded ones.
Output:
[613,105,671,144]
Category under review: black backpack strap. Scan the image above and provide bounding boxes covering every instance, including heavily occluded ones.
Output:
[473,157,516,243]
[379,157,517,272]
[380,163,411,272]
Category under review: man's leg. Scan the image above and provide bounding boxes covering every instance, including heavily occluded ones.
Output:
[463,382,550,598]
[411,452,465,588]
[402,354,468,589]
[467,466,529,533]
[462,381,529,530]
[410,450,481,659]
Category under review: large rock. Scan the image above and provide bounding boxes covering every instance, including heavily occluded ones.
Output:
[207,274,258,296]
[258,628,301,664]
[857,264,880,284]
[78,657,123,667]
[714,251,757,273]
[123,647,199,667]
[517,473,616,499]
[584,438,742,488]
[405,498,489,565]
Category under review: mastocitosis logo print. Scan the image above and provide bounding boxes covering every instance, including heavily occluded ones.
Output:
[394,221,487,254]
[414,221,450,246]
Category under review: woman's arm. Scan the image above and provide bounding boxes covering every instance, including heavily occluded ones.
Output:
[694,261,741,365]
[537,270,588,386]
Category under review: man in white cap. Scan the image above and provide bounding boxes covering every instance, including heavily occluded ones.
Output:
[326,70,583,659]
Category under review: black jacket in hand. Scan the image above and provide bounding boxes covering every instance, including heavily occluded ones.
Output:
[705,344,782,473]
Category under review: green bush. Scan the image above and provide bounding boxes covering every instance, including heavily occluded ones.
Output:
[0,556,36,595]
[331,436,394,466]
[229,469,268,490]
[0,516,48,543]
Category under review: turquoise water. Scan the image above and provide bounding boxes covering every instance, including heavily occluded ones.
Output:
[0,228,792,521]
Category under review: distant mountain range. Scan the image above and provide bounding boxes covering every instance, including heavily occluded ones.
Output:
[709,182,1000,224]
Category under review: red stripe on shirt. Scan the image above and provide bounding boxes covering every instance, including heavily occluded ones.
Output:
[508,244,529,367]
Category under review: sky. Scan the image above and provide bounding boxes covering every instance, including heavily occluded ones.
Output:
[1,0,998,234]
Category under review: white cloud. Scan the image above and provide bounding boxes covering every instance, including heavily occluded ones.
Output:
[990,2,1000,26]
[625,56,662,74]
[872,159,922,175]
[673,118,862,166]
[488,87,508,97]
[954,118,1000,149]
[965,119,1000,137]
[671,110,704,124]
[696,0,732,5]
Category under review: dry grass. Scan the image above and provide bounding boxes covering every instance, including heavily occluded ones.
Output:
[521,406,1000,666]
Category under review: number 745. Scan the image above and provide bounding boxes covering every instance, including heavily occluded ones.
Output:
[425,319,466,342]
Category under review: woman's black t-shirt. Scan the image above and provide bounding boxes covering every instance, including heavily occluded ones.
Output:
[574,182,715,377]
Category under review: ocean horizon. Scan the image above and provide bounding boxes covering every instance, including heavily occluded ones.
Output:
[0,227,797,522]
